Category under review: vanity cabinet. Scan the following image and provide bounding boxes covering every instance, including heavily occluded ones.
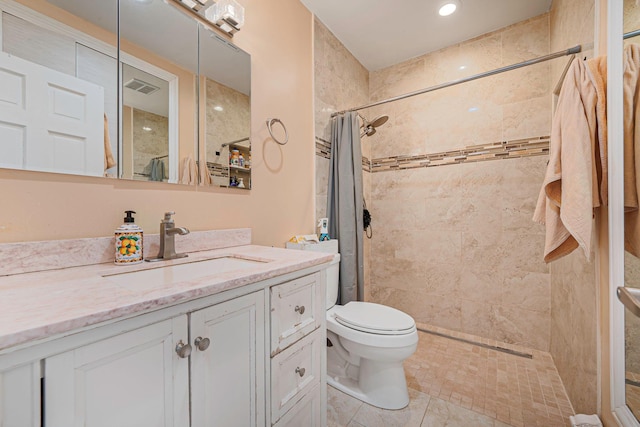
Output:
[44,291,265,427]
[0,363,40,427]
[269,272,326,426]
[44,316,191,427]
[190,291,265,427]
[0,262,327,427]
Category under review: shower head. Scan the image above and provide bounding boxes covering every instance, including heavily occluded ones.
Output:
[368,115,389,128]
[359,114,389,138]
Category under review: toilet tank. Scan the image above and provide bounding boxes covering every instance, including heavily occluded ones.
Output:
[326,254,340,310]
[285,240,339,310]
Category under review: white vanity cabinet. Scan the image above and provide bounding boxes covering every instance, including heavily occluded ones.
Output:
[43,291,266,427]
[0,363,41,427]
[269,272,326,426]
[0,258,328,427]
[44,316,191,427]
[190,291,265,427]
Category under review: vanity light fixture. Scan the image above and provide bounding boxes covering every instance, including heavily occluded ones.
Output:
[205,0,245,34]
[438,0,460,16]
[169,0,244,36]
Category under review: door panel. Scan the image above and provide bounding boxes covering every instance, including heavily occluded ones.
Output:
[44,317,189,427]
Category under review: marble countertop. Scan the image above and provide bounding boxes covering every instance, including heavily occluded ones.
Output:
[0,245,334,352]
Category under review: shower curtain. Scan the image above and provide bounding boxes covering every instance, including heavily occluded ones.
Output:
[327,111,364,304]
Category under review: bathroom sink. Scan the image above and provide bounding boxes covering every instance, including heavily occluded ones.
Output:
[103,256,268,288]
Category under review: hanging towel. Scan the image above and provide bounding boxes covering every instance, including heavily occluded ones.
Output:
[103,113,116,172]
[623,44,640,257]
[199,161,212,186]
[533,57,603,263]
[179,156,197,185]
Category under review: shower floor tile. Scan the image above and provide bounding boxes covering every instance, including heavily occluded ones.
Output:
[327,325,575,427]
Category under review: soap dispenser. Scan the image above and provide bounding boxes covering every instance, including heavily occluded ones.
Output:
[115,210,143,264]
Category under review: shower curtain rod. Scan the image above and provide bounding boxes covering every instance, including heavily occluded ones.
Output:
[331,45,582,117]
[332,28,640,118]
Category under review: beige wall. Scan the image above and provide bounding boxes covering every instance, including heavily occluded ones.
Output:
[0,0,315,247]
[548,0,598,415]
[366,16,552,351]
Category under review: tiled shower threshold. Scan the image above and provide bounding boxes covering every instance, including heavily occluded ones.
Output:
[327,323,575,427]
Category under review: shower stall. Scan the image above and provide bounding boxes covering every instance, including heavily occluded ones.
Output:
[314,1,603,417]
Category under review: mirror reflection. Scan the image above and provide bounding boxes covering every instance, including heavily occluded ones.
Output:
[122,64,170,181]
[624,0,640,419]
[198,25,251,189]
[0,0,118,177]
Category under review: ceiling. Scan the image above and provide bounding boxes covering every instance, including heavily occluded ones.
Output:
[300,0,553,71]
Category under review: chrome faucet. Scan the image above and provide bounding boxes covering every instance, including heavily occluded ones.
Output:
[146,211,190,262]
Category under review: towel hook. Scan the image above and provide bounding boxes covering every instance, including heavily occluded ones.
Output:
[266,118,288,145]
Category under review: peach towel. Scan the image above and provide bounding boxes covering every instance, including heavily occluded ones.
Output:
[103,114,116,171]
[533,57,603,263]
[534,44,640,262]
[179,156,197,185]
[623,44,640,257]
[199,161,212,186]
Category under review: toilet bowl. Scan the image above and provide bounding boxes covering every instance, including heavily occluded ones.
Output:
[325,254,418,410]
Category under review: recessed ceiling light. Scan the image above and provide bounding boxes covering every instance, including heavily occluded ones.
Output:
[213,106,224,112]
[142,126,152,131]
[439,1,460,16]
[134,0,154,4]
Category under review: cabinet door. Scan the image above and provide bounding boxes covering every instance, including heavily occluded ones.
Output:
[0,362,40,427]
[190,291,265,427]
[44,317,189,427]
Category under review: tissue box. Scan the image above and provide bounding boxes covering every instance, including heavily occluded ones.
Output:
[286,239,338,254]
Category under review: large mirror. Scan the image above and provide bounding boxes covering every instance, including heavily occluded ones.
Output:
[198,24,251,189]
[0,0,250,188]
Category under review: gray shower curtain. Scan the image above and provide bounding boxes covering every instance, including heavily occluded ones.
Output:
[327,111,364,304]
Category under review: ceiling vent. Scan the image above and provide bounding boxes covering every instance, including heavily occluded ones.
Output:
[124,78,160,95]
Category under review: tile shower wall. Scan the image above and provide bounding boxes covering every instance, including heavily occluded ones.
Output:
[367,15,552,351]
[547,0,598,415]
[314,18,372,294]
[204,78,250,187]
[132,108,169,180]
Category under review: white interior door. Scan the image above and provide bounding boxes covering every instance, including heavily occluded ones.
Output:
[0,51,104,176]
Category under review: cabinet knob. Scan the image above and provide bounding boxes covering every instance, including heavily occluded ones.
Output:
[295,305,305,315]
[295,367,306,377]
[175,341,192,358]
[194,336,211,351]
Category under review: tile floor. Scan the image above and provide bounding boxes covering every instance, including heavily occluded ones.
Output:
[626,371,640,419]
[327,324,575,427]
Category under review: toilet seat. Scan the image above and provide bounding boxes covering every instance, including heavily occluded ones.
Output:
[334,302,415,335]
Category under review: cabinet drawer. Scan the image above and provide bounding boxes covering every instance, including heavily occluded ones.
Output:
[270,273,322,355]
[272,383,322,427]
[270,329,322,423]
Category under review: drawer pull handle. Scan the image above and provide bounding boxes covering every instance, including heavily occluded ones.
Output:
[175,341,192,358]
[194,336,211,351]
[295,367,306,377]
[295,305,305,315]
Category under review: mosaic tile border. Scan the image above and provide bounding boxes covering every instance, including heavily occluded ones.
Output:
[315,135,550,173]
[316,136,372,172]
[206,161,229,178]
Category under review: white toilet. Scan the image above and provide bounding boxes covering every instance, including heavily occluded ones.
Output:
[325,254,418,410]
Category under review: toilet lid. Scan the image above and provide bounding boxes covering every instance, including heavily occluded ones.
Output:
[334,302,416,335]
